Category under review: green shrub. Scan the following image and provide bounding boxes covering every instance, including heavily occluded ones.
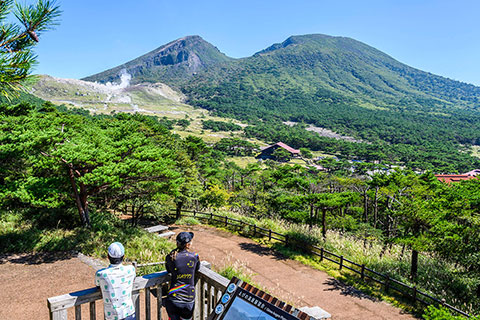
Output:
[285,227,320,252]
[176,217,201,225]
[217,263,253,284]
[422,306,477,320]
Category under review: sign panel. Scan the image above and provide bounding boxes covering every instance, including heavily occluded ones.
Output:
[208,278,310,320]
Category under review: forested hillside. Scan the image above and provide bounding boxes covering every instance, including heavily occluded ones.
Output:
[85,34,480,172]
[2,94,480,316]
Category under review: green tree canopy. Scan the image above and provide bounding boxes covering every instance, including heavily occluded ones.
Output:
[0,0,60,98]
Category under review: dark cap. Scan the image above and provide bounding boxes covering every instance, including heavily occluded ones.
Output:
[176,232,194,245]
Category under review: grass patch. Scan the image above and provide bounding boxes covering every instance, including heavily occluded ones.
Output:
[0,210,175,275]
[216,262,254,284]
[225,156,259,168]
[175,216,201,225]
[471,145,480,159]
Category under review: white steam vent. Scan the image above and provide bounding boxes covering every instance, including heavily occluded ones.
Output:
[104,69,132,90]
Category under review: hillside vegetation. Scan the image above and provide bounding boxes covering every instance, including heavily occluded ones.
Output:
[30,75,264,145]
[85,34,480,172]
[2,93,480,318]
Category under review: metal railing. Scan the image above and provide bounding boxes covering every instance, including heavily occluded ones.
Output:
[47,261,229,320]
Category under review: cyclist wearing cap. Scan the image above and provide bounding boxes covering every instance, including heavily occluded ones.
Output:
[165,232,200,320]
[95,242,136,320]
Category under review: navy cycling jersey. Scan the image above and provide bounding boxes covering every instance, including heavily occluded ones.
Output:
[165,249,200,303]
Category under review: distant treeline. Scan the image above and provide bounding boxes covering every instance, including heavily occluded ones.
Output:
[202,120,242,132]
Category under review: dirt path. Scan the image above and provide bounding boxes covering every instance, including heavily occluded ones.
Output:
[0,225,416,319]
[0,252,105,319]
[0,252,165,320]
[175,225,416,320]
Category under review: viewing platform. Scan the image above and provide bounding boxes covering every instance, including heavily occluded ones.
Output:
[47,260,330,320]
[47,261,228,320]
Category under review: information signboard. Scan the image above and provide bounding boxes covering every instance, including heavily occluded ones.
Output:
[208,278,312,320]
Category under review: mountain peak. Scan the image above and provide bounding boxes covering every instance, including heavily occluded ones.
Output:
[83,35,231,85]
[254,34,330,54]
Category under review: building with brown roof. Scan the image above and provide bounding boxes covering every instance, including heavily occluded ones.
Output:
[435,174,476,183]
[257,142,300,160]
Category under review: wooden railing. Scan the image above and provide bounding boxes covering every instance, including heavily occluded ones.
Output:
[178,209,471,318]
[47,261,229,320]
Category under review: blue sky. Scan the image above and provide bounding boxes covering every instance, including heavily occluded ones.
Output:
[33,0,480,85]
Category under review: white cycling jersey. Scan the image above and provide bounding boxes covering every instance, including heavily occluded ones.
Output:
[95,264,136,320]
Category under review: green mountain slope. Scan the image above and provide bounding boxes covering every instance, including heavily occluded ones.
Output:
[84,34,480,171]
[253,34,480,107]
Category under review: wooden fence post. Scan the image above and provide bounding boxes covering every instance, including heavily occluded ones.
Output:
[75,305,81,319]
[269,229,272,241]
[361,264,365,280]
[157,287,162,320]
[193,210,196,217]
[285,235,289,246]
[320,248,324,261]
[384,275,390,293]
[339,256,344,270]
[133,291,141,319]
[412,286,417,303]
[253,225,256,236]
[50,310,67,320]
[89,301,96,320]
[225,216,228,226]
[145,287,151,320]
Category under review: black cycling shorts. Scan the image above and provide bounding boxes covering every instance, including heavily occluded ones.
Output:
[165,299,195,320]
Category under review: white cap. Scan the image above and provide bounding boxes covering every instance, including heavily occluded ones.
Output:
[108,242,125,258]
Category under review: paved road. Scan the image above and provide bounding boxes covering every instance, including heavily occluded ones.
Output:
[176,224,416,320]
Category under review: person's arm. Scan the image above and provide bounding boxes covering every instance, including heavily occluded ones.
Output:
[94,270,100,288]
[195,253,200,273]
[165,253,173,274]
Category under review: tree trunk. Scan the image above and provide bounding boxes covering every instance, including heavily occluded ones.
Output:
[309,204,314,230]
[67,166,90,228]
[176,201,183,220]
[131,204,136,226]
[79,183,91,227]
[373,187,379,228]
[411,249,418,280]
[363,189,368,223]
[321,208,327,239]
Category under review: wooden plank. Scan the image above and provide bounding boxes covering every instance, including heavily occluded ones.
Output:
[49,272,170,312]
[207,283,213,316]
[75,305,81,320]
[51,310,68,320]
[214,287,220,306]
[133,290,140,319]
[89,301,96,320]
[156,287,162,320]
[48,287,101,312]
[157,231,175,238]
[145,225,169,233]
[132,271,170,291]
[197,266,229,290]
[145,287,151,320]
[194,279,201,320]
[200,280,205,320]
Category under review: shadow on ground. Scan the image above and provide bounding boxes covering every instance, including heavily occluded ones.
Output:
[323,278,377,302]
[238,242,288,261]
[0,251,76,265]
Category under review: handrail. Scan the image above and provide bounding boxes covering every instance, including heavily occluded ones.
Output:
[47,261,229,320]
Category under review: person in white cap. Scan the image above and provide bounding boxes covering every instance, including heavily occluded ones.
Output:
[95,242,136,320]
